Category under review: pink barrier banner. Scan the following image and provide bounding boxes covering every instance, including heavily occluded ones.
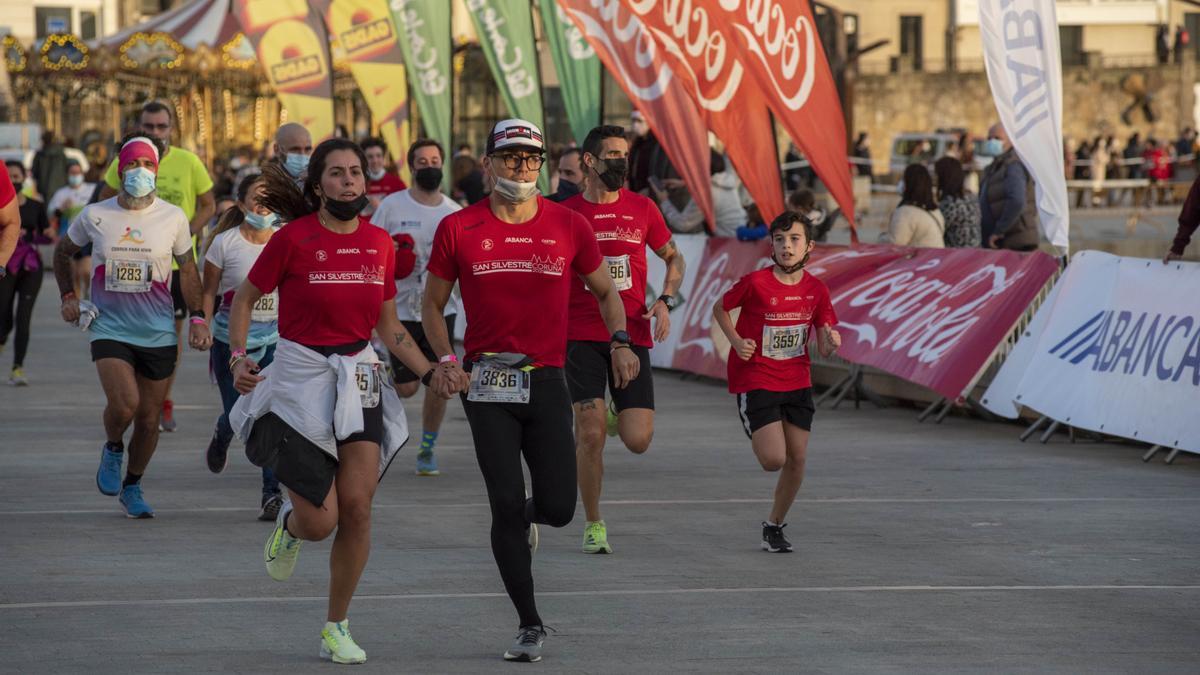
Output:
[667,240,1060,400]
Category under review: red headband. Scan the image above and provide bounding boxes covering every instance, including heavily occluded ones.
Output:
[119,137,160,173]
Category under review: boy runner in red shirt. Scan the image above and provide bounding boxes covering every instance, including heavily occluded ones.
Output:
[713,212,841,553]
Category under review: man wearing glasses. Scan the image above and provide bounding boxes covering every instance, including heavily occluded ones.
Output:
[421,119,638,663]
[101,101,215,433]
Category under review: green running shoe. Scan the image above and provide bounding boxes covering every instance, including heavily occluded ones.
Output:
[605,401,619,438]
[264,500,301,581]
[320,619,367,664]
[581,520,613,554]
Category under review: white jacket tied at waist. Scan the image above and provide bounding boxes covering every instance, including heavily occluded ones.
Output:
[229,338,409,478]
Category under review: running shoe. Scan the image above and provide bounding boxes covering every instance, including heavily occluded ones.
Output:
[205,416,233,474]
[761,522,793,553]
[9,367,28,386]
[258,493,283,522]
[605,400,619,438]
[415,448,440,476]
[159,399,177,433]
[320,619,367,664]
[503,625,547,662]
[96,444,123,496]
[581,520,613,554]
[264,499,301,581]
[118,484,155,519]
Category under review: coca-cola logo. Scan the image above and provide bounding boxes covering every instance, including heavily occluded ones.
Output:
[722,0,819,111]
[625,0,744,111]
[833,259,1031,365]
[555,5,596,60]
[675,250,772,363]
[560,0,675,101]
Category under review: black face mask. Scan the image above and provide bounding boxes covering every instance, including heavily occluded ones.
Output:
[414,166,443,191]
[11,181,22,193]
[555,179,581,199]
[323,194,369,221]
[594,158,628,192]
[773,251,810,274]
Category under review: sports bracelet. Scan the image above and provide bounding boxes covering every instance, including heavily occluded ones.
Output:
[228,355,246,371]
[610,343,633,354]
[438,354,459,364]
[61,290,77,301]
[189,316,207,326]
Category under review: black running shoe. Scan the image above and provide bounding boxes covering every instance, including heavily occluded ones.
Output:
[503,625,547,662]
[206,417,233,473]
[259,493,284,521]
[761,522,793,552]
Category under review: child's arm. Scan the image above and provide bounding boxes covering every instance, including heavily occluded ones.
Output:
[712,299,756,361]
[816,324,842,358]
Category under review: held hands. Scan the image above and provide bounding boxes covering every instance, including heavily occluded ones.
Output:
[233,358,264,394]
[429,361,470,399]
[60,297,80,324]
[733,336,757,361]
[1163,250,1182,264]
[610,345,641,389]
[188,320,212,351]
[643,300,671,343]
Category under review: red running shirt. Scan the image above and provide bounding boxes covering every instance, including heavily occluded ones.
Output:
[563,189,672,347]
[247,213,396,346]
[426,197,603,367]
[0,170,14,209]
[721,267,837,394]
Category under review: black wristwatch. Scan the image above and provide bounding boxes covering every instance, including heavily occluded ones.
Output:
[657,294,677,310]
[420,368,434,387]
[610,330,632,346]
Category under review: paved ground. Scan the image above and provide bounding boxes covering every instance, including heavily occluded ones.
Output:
[1,289,1198,674]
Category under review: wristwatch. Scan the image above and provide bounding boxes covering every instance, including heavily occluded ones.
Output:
[610,330,632,346]
[657,294,677,310]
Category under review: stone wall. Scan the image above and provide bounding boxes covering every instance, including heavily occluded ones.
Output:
[853,59,1197,176]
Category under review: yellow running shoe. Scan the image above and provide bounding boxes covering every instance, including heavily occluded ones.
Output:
[582,520,613,554]
[264,500,301,581]
[605,401,619,437]
[320,619,367,664]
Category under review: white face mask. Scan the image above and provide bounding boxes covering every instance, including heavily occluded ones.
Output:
[367,168,385,181]
[492,176,539,203]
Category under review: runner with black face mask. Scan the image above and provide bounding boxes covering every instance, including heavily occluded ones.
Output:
[562,125,686,555]
[712,211,842,553]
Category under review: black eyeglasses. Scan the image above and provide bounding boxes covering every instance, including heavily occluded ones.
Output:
[494,153,545,171]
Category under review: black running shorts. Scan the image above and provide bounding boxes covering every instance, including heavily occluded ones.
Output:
[565,340,654,411]
[736,388,815,438]
[91,339,177,381]
[388,316,456,384]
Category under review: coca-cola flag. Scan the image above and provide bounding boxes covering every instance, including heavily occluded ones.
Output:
[558,0,714,229]
[617,1,784,222]
[674,0,858,237]
[668,240,1059,400]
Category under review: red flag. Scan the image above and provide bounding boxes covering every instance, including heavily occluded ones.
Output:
[693,0,858,238]
[616,1,785,223]
[557,0,714,231]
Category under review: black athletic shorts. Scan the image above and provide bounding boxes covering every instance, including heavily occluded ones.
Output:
[91,339,177,381]
[73,243,93,260]
[170,269,186,319]
[736,388,815,438]
[388,316,456,384]
[565,340,654,411]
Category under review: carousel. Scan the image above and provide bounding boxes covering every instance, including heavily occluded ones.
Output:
[3,0,365,173]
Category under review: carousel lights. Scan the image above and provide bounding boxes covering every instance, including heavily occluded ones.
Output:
[254,97,265,141]
[40,34,89,71]
[118,32,184,70]
[3,35,27,73]
[224,89,235,141]
[221,33,256,70]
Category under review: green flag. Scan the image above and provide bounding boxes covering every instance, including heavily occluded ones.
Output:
[465,0,549,192]
[537,0,600,145]
[389,0,452,178]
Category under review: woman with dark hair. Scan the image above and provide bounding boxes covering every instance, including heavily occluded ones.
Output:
[1,160,50,384]
[227,138,467,664]
[200,172,285,519]
[935,156,981,247]
[885,163,944,248]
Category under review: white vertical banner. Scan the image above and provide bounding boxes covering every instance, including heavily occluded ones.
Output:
[979,0,1070,253]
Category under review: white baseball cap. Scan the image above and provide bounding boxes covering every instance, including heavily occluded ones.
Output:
[487,118,545,154]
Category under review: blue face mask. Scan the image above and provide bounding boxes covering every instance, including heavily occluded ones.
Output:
[284,152,310,177]
[123,167,156,198]
[983,138,1004,157]
[244,211,277,230]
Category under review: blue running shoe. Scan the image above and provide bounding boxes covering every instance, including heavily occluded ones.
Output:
[416,449,440,476]
[96,445,123,496]
[119,484,155,519]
